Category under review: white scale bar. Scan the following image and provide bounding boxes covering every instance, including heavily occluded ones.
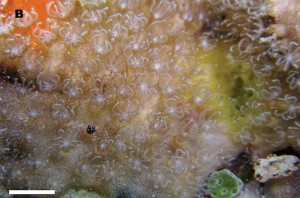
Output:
[9,190,55,195]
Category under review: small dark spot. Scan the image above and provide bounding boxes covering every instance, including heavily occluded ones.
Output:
[86,125,96,134]
[0,67,22,84]
[255,161,260,166]
[268,154,277,158]
[2,129,30,160]
[256,174,262,180]
[293,161,300,167]
[285,169,292,174]
[234,76,244,89]
[261,15,275,28]
[247,90,253,97]
[269,161,276,165]
[272,173,278,177]
[102,83,107,94]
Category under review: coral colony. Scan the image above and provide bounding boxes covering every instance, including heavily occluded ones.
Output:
[0,0,300,197]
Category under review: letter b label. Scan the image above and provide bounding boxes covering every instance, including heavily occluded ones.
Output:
[15,10,23,18]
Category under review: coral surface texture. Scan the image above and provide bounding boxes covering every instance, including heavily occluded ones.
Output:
[0,0,300,197]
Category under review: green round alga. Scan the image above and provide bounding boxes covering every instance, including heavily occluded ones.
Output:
[208,169,243,198]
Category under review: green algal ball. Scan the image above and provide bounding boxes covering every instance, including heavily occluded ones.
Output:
[208,169,243,198]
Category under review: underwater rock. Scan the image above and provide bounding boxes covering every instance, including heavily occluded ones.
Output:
[264,170,300,198]
[236,180,262,198]
[253,154,300,182]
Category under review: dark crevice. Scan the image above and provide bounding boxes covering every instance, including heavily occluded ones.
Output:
[274,146,300,158]
[261,15,276,28]
[0,65,38,92]
[0,66,21,84]
[223,152,254,183]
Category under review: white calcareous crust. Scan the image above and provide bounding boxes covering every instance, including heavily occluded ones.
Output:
[254,154,300,182]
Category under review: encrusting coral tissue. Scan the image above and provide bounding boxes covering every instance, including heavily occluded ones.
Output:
[0,0,300,197]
